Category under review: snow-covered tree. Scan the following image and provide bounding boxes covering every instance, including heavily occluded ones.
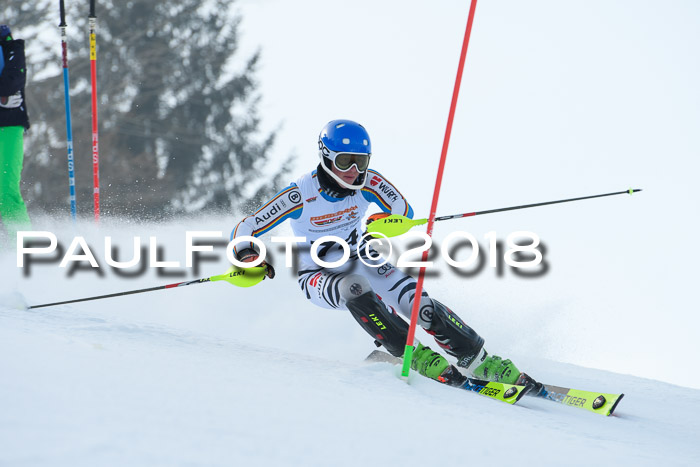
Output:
[3,0,290,219]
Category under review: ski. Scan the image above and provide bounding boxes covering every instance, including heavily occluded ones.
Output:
[365,350,526,405]
[366,350,624,414]
[456,376,526,404]
[536,384,624,416]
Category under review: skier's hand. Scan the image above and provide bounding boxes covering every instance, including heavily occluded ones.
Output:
[237,248,275,279]
[0,92,22,109]
[366,212,390,227]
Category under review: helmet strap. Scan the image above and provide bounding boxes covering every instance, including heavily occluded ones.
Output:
[317,162,362,198]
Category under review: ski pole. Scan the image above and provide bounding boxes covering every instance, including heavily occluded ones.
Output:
[368,188,642,238]
[26,266,267,310]
[89,0,101,222]
[59,0,78,222]
[401,0,481,379]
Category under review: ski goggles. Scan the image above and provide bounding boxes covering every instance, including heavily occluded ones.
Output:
[332,152,371,172]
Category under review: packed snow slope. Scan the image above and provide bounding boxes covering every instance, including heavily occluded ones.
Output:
[1,218,699,466]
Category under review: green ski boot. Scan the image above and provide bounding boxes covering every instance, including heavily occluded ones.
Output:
[473,355,521,384]
[411,343,465,386]
[474,354,545,396]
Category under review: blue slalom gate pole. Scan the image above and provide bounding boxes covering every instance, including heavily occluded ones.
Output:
[59,0,77,222]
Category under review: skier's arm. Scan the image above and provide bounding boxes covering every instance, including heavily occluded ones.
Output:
[230,184,304,259]
[361,169,414,219]
[0,40,27,96]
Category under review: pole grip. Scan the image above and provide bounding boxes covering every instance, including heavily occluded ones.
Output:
[90,0,96,18]
[59,0,67,27]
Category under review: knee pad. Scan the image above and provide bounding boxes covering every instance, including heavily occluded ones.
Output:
[416,294,436,328]
[426,299,485,369]
[341,275,409,357]
[338,274,373,304]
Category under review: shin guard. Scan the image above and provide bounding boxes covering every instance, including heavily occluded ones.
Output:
[346,292,409,357]
[426,299,486,370]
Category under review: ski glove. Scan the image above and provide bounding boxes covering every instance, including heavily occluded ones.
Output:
[0,91,22,109]
[237,248,275,279]
[366,212,390,227]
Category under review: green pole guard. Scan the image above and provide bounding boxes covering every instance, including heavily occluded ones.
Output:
[401,344,414,378]
[367,215,428,238]
[211,265,267,288]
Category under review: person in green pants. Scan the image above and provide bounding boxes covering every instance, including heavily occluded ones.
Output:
[0,24,31,242]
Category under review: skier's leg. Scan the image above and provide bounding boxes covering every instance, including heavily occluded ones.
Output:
[298,267,464,384]
[359,260,432,324]
[360,261,541,389]
[343,261,471,380]
[425,300,542,392]
[336,273,408,357]
[423,299,486,369]
[297,268,410,355]
[0,126,31,239]
[360,262,486,367]
[297,268,347,311]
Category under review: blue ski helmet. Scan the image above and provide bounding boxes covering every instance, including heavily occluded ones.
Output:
[318,119,372,190]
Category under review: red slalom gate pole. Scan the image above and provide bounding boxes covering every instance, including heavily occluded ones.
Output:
[89,0,100,222]
[401,0,479,378]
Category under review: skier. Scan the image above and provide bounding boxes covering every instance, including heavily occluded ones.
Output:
[230,119,541,392]
[0,24,31,242]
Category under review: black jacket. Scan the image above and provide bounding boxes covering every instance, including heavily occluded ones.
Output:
[0,38,30,130]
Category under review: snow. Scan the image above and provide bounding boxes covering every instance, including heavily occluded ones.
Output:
[2,218,700,466]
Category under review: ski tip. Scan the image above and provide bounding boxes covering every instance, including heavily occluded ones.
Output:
[608,393,625,416]
[511,385,528,403]
[628,188,642,194]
